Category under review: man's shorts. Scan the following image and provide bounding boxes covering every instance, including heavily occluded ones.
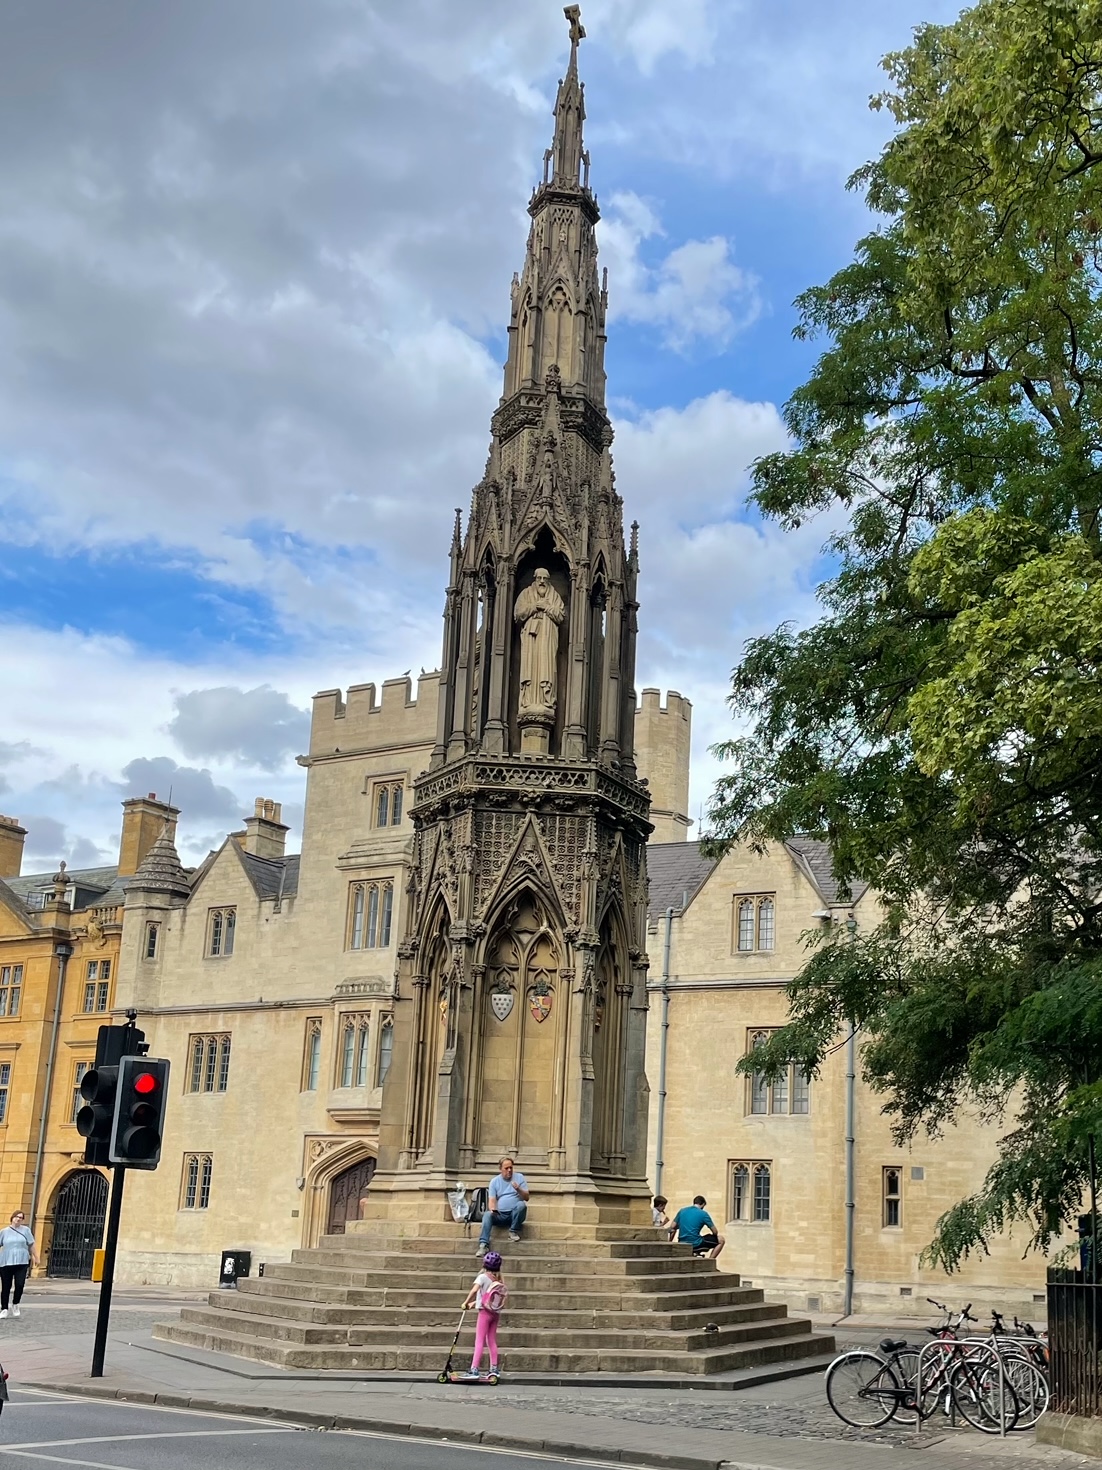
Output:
[685,1237,719,1255]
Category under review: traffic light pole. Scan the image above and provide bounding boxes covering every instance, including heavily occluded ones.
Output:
[91,1165,126,1378]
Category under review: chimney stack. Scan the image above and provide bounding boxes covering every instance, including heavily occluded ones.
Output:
[118,794,180,878]
[242,798,288,861]
[0,816,27,879]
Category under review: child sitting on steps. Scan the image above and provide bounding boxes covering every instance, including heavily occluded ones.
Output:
[462,1249,508,1379]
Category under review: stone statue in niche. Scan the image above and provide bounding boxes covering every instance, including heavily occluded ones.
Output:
[515,569,565,721]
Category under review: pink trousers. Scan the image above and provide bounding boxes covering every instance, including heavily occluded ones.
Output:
[471,1307,499,1369]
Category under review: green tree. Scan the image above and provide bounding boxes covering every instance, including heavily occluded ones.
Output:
[710,0,1102,1267]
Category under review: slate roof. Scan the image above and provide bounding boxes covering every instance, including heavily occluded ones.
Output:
[783,836,869,907]
[7,865,118,901]
[237,849,301,903]
[647,841,717,919]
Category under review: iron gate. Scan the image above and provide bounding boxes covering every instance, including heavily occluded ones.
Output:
[327,1157,376,1235]
[48,1171,108,1278]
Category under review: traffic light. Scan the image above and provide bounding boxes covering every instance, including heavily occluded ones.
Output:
[76,1066,119,1164]
[109,1056,170,1168]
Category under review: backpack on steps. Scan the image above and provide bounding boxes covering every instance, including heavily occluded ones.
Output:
[468,1186,489,1229]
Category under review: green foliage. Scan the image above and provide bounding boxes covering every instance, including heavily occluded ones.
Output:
[717,0,1102,1266]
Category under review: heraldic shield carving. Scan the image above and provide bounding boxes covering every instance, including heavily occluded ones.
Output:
[528,983,553,1023]
[490,989,515,1023]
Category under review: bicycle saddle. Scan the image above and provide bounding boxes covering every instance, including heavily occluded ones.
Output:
[880,1338,908,1354]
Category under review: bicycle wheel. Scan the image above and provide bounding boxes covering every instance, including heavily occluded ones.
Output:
[1003,1357,1049,1429]
[826,1351,901,1428]
[950,1358,1020,1434]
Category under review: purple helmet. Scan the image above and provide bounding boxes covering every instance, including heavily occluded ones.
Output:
[483,1251,502,1271]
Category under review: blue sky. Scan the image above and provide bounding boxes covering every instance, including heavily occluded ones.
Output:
[0,0,961,865]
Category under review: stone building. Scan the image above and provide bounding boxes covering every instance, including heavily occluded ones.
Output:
[644,837,1052,1320]
[0,796,175,1278]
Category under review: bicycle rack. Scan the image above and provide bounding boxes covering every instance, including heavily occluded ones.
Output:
[914,1336,1012,1438]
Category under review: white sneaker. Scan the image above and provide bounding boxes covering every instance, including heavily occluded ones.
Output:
[0,1309,8,1319]
[475,1243,486,1256]
[508,1232,521,1242]
[11,1306,19,1318]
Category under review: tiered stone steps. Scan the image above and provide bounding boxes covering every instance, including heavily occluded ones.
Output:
[153,1224,834,1374]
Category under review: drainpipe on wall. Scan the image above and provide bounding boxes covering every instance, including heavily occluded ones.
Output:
[840,911,859,1322]
[653,906,674,1198]
[30,942,72,1235]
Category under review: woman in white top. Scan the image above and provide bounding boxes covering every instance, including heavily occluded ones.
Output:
[0,1210,39,1318]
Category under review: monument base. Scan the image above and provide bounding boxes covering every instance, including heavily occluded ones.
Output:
[360,1171,654,1229]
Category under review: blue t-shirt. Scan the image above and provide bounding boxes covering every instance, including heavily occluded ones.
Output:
[671,1205,715,1247]
[488,1171,528,1213]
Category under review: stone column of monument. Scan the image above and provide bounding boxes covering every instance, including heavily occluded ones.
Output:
[367,5,653,1226]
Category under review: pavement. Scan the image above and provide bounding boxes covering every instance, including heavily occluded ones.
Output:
[0,1283,1089,1470]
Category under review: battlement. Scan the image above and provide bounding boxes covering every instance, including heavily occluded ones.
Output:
[636,688,691,721]
[634,690,692,843]
[310,672,441,757]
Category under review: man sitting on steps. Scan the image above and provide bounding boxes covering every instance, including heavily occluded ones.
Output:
[476,1156,529,1256]
[669,1194,725,1260]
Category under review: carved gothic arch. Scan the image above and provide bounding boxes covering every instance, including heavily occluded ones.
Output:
[476,815,569,946]
[302,1138,378,1248]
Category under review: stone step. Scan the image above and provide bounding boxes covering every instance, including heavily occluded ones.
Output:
[238,1276,761,1314]
[289,1252,717,1275]
[176,1304,810,1355]
[211,1289,783,1332]
[344,1221,669,1244]
[262,1261,729,1294]
[153,1318,833,1375]
[307,1240,699,1264]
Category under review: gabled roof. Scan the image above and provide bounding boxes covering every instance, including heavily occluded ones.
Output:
[784,836,869,907]
[237,848,300,902]
[7,865,118,901]
[647,841,717,920]
[0,875,32,927]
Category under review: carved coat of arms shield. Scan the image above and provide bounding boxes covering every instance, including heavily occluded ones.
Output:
[529,987,553,1023]
[490,990,514,1022]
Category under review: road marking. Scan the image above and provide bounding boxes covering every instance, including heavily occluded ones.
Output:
[0,1429,294,1450]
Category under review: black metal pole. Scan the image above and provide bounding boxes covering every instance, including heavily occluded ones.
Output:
[91,1165,126,1377]
[1090,1134,1099,1285]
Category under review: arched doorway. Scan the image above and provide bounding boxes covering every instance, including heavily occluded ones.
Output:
[326,1156,376,1235]
[48,1170,108,1278]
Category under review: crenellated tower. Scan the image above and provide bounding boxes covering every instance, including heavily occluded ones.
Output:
[371,7,653,1226]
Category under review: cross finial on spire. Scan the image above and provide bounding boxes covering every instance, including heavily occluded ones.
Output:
[565,5,586,47]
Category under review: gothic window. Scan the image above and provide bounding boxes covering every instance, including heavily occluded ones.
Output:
[0,965,21,1017]
[180,1153,213,1210]
[372,780,404,828]
[747,1029,810,1116]
[206,908,236,957]
[729,1160,772,1222]
[145,922,159,960]
[82,960,111,1013]
[338,1014,371,1089]
[187,1034,231,1094]
[377,1016,394,1086]
[347,882,394,949]
[883,1167,903,1228]
[70,1061,90,1122]
[734,895,776,953]
[0,1062,10,1122]
[302,1018,322,1092]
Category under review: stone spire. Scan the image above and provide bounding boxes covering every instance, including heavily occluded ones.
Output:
[127,824,190,898]
[434,4,636,768]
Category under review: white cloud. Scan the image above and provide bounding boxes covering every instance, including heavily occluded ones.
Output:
[600,194,761,351]
[167,687,311,772]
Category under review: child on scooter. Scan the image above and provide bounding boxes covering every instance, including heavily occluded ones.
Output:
[462,1249,507,1379]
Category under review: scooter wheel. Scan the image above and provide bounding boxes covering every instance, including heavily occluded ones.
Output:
[437,1372,449,1383]
[487,1375,499,1385]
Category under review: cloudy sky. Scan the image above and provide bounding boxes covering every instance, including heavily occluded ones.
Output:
[0,0,959,870]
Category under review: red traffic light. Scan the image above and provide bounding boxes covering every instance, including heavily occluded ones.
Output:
[133,1072,159,1095]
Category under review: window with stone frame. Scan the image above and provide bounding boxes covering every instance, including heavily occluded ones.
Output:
[187,1033,232,1094]
[0,965,23,1017]
[302,1017,323,1091]
[729,1160,772,1222]
[733,895,776,953]
[144,922,160,960]
[0,1061,12,1122]
[82,959,112,1013]
[180,1153,213,1210]
[376,1015,394,1086]
[371,779,405,829]
[882,1166,903,1228]
[206,907,236,957]
[746,1029,811,1115]
[70,1060,91,1122]
[337,1013,371,1088]
[347,881,393,950]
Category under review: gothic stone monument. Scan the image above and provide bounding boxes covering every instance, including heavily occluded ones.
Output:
[368,3,653,1227]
